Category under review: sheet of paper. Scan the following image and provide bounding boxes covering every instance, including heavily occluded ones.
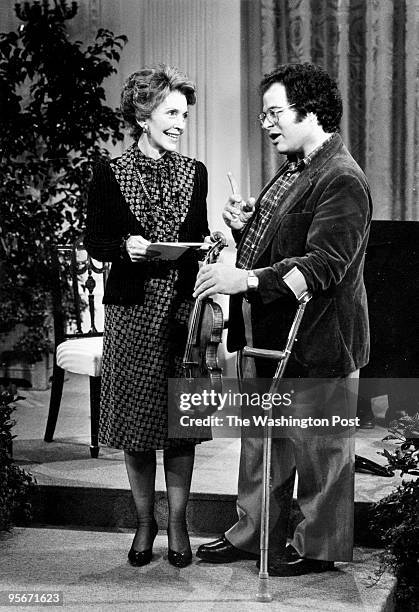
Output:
[145,242,209,261]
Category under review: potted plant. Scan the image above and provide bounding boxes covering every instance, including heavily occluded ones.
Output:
[371,413,419,611]
[0,0,126,388]
[0,385,36,531]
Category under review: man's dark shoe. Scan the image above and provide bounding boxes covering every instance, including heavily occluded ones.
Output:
[268,555,335,577]
[257,544,301,569]
[279,544,301,563]
[196,535,258,563]
[357,404,375,429]
[358,415,375,429]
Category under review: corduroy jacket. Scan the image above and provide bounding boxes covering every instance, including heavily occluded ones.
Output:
[228,133,372,377]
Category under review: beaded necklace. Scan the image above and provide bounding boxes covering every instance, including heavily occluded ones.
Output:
[136,168,154,202]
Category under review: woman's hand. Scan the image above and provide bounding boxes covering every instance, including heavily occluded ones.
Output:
[125,234,152,262]
[222,195,255,231]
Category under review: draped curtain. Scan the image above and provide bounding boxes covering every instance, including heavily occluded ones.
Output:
[259,0,419,220]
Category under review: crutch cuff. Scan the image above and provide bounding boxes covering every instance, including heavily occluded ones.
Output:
[282,266,309,301]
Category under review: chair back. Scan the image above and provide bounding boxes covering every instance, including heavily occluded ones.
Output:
[68,235,108,336]
[51,235,109,345]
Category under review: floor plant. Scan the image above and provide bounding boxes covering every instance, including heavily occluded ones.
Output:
[0,0,126,370]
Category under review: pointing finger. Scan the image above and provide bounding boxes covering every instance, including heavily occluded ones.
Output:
[227,171,240,195]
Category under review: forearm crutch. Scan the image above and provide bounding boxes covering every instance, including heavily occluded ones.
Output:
[242,290,312,602]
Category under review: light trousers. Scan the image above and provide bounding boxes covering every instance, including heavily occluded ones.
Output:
[226,302,359,562]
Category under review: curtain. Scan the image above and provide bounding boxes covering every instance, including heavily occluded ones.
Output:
[259,0,419,220]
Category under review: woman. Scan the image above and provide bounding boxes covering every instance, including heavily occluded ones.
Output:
[85,65,209,568]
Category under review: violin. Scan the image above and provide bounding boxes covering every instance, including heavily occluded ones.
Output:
[181,232,227,415]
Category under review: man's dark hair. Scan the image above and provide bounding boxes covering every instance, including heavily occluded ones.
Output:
[260,63,342,132]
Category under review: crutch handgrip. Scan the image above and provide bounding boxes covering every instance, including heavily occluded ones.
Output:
[242,346,286,362]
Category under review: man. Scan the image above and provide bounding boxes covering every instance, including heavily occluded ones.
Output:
[193,63,371,576]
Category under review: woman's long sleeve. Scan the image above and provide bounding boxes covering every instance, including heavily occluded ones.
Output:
[85,162,128,262]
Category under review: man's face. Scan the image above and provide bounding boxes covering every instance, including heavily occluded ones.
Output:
[262,82,315,156]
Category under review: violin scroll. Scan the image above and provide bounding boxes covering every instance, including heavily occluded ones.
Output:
[204,232,227,265]
[210,231,227,246]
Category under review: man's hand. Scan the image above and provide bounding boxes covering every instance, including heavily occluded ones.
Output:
[222,195,256,231]
[193,263,248,300]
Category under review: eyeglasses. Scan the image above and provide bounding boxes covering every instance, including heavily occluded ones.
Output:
[258,104,295,126]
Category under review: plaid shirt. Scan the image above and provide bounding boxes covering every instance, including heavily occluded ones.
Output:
[237,136,334,270]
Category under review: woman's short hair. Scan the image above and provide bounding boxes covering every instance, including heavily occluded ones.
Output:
[260,63,342,133]
[121,64,196,140]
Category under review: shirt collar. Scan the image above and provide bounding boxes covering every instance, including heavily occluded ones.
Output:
[286,133,336,172]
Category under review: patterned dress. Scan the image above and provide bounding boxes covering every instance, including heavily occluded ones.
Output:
[94,145,208,451]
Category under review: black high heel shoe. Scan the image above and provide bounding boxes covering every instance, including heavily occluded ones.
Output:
[168,548,193,568]
[128,518,158,567]
[167,523,192,568]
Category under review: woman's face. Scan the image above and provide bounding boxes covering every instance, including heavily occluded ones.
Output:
[144,90,188,155]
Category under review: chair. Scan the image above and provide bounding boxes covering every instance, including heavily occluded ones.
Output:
[44,235,108,458]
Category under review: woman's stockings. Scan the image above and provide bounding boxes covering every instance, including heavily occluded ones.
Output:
[163,445,195,553]
[124,449,157,551]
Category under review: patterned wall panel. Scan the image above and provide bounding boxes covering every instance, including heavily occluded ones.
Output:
[365,0,394,219]
[287,0,311,63]
[391,0,407,220]
[261,0,280,74]
[335,0,350,147]
[257,0,418,219]
[311,0,339,78]
[260,0,281,182]
[405,0,419,220]
[347,0,366,168]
